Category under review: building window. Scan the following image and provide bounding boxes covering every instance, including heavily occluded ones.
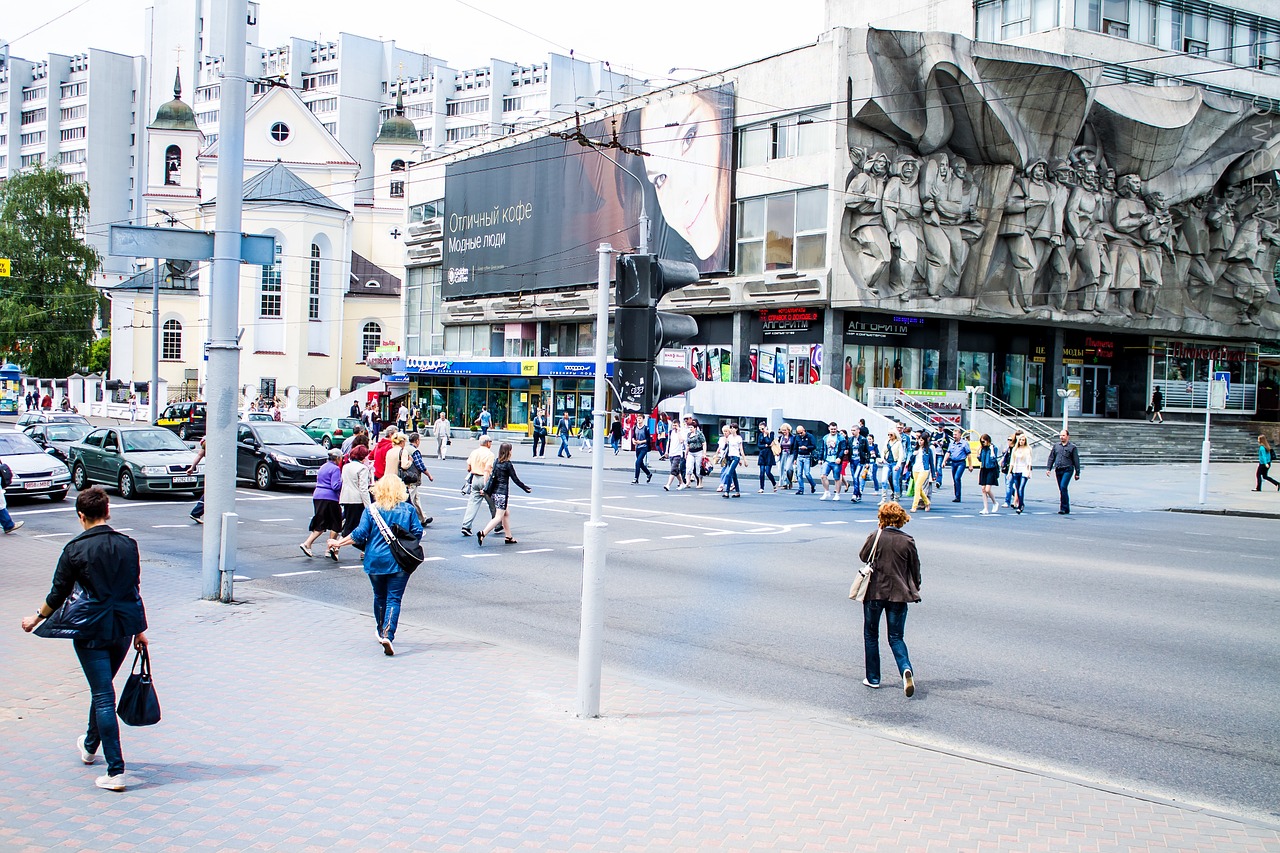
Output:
[162,320,182,360]
[20,131,46,146]
[362,321,382,361]
[443,323,491,357]
[260,243,283,317]
[22,86,47,102]
[306,97,338,114]
[447,97,490,116]
[60,105,87,121]
[445,124,484,142]
[196,110,219,125]
[60,82,86,98]
[309,243,321,321]
[737,110,829,168]
[301,71,339,91]
[20,108,47,125]
[405,265,443,356]
[59,127,87,142]
[269,122,290,143]
[735,187,827,275]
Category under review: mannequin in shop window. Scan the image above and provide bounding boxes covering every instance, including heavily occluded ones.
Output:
[855,356,866,400]
[844,356,854,396]
[894,359,904,389]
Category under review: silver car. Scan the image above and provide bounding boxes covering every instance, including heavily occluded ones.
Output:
[0,431,72,502]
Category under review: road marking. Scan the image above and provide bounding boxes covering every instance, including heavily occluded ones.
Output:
[115,528,133,532]
[616,538,649,544]
[234,575,251,581]
[662,535,695,540]
[273,570,320,577]
[33,532,72,538]
[422,556,446,562]
[567,545,584,549]
[12,501,172,516]
[340,564,362,569]
[1178,548,1214,554]
[259,518,293,522]
[953,514,974,518]
[517,548,554,554]
[820,521,847,525]
[704,531,735,536]
[747,526,776,532]
[855,519,877,523]
[460,553,497,559]
[1184,531,1212,536]
[152,524,189,529]
[1240,536,1268,541]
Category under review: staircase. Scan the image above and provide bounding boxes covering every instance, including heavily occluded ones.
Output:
[1052,418,1262,465]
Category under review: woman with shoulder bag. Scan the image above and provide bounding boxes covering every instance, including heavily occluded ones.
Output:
[1255,435,1280,491]
[477,442,532,545]
[977,434,1001,515]
[327,477,423,656]
[20,486,149,791]
[857,501,922,697]
[756,421,777,493]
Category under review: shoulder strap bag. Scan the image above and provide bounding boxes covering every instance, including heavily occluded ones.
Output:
[368,505,425,574]
[849,527,883,602]
[33,584,101,639]
[116,647,162,727]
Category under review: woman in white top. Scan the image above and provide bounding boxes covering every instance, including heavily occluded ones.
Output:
[1009,433,1035,514]
[719,423,745,498]
[432,413,451,459]
[883,430,905,502]
[331,444,372,560]
[663,421,688,491]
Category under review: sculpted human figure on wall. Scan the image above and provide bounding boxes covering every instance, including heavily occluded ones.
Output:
[999,159,1058,312]
[1221,187,1280,325]
[1172,194,1215,317]
[1110,174,1154,317]
[920,153,982,299]
[1064,163,1107,314]
[844,148,892,292]
[1045,158,1076,311]
[1138,190,1174,316]
[880,154,925,299]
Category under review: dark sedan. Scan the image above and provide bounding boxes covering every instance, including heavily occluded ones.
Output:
[235,421,329,490]
[23,421,94,464]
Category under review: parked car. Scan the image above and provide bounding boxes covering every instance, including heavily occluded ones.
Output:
[302,417,363,449]
[236,421,328,490]
[14,411,90,431]
[0,431,71,501]
[244,411,274,422]
[154,400,207,440]
[68,426,204,499]
[22,421,94,464]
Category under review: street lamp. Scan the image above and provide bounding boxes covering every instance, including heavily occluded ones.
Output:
[1056,388,1076,433]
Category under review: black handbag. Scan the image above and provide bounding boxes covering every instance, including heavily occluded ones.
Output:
[116,647,161,727]
[369,506,424,574]
[33,585,100,640]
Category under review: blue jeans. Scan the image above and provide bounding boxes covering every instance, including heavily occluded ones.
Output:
[1011,472,1029,509]
[887,464,902,496]
[369,570,411,642]
[0,506,14,531]
[634,446,651,480]
[558,434,571,457]
[1004,472,1017,506]
[779,452,796,487]
[721,456,741,492]
[863,600,912,685]
[950,460,966,499]
[1055,468,1073,513]
[795,461,816,493]
[73,636,132,776]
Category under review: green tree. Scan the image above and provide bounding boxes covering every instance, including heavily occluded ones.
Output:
[0,165,101,377]
[84,336,111,374]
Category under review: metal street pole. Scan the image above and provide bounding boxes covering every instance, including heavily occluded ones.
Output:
[151,258,161,423]
[1198,357,1213,506]
[201,0,247,601]
[577,243,611,718]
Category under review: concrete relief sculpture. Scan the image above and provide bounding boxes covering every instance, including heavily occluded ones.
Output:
[838,28,1280,335]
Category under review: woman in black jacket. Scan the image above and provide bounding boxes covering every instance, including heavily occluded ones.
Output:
[477,442,532,545]
[21,486,148,791]
[857,501,922,698]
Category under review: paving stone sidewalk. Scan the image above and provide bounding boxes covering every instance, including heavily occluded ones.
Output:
[2,532,1277,852]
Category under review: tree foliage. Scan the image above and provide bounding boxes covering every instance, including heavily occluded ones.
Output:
[0,166,101,377]
[84,336,112,374]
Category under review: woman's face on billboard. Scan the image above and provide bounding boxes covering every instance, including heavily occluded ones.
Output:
[641,92,728,260]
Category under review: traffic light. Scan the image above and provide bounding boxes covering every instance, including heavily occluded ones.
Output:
[614,253,700,413]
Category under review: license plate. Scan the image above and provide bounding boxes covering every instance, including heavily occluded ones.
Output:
[172,476,197,484]
[24,480,52,489]
[305,469,319,476]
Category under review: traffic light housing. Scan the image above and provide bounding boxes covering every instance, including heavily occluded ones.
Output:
[614,254,700,413]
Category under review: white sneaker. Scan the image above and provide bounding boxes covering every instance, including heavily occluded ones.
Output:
[380,636,395,656]
[991,506,999,514]
[4,520,23,534]
[820,492,830,501]
[95,772,127,791]
[979,509,989,515]
[862,679,881,689]
[903,668,916,698]
[77,734,96,765]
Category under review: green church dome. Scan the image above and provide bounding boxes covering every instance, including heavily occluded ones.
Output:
[151,69,198,131]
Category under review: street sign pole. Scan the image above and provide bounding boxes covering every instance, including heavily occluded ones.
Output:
[1199,357,1214,506]
[151,258,162,424]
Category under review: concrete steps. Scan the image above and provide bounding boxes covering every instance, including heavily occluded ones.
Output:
[1051,418,1263,465]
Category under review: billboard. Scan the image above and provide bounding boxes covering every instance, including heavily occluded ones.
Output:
[442,85,734,300]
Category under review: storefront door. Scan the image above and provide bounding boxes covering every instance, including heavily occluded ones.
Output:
[1081,365,1109,416]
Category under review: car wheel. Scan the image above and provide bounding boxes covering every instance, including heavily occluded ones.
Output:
[48,489,68,503]
[321,435,332,450]
[119,469,138,500]
[178,424,189,440]
[72,464,89,490]
[255,462,274,490]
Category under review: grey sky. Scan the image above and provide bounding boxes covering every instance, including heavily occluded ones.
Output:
[5,0,826,81]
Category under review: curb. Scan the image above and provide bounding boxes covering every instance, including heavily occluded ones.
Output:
[1168,506,1280,520]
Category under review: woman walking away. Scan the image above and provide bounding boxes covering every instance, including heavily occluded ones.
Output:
[331,445,371,561]
[757,421,777,492]
[327,477,423,656]
[720,423,745,498]
[1255,435,1280,491]
[858,502,922,697]
[976,434,1001,515]
[301,449,344,557]
[664,421,688,491]
[21,486,149,790]
[1009,433,1034,514]
[1149,388,1164,423]
[478,442,532,545]
[382,433,408,483]
[908,434,934,512]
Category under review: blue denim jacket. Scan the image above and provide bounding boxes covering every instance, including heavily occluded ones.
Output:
[350,501,423,576]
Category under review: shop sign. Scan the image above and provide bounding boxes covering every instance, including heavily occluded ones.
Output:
[1165,341,1255,363]
[403,358,520,376]
[1084,337,1114,359]
[845,315,917,340]
[761,306,820,337]
[543,361,602,378]
[520,360,538,376]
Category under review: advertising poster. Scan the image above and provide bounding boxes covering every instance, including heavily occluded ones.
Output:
[442,86,735,299]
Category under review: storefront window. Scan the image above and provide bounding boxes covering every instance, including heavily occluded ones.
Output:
[842,344,939,403]
[1150,339,1259,413]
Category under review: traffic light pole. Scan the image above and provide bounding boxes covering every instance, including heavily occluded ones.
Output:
[577,243,612,718]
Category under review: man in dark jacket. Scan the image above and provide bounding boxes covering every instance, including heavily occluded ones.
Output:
[1045,429,1082,514]
[531,408,547,457]
[792,425,817,495]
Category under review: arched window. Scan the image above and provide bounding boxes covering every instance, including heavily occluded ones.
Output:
[391,159,406,172]
[259,241,282,317]
[362,321,382,362]
[164,145,181,185]
[309,243,321,320]
[161,319,182,360]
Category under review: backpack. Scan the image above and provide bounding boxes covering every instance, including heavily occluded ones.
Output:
[0,461,11,489]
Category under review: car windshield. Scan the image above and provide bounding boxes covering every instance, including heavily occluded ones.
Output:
[338,419,362,431]
[122,430,189,453]
[46,424,93,442]
[0,433,44,455]
[254,424,315,446]
[50,415,89,424]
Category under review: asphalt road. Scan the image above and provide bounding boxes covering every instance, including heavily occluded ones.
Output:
[6,456,1278,822]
